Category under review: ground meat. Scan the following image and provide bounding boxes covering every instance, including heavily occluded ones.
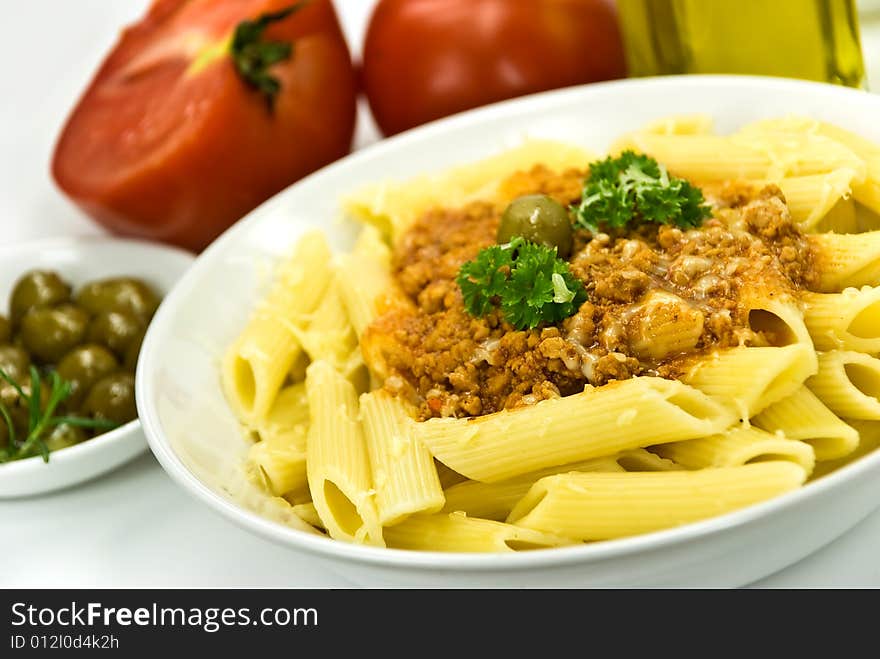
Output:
[363,169,820,419]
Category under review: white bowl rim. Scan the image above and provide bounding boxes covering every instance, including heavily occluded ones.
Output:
[137,74,880,571]
[0,235,193,481]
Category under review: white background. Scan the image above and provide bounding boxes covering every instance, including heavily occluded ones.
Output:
[2,0,880,587]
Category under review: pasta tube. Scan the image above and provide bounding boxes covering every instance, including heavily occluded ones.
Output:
[618,132,865,183]
[222,231,332,422]
[807,351,880,420]
[507,463,807,541]
[803,287,880,353]
[651,426,815,475]
[305,361,384,546]
[383,511,575,552]
[245,384,310,498]
[812,230,880,292]
[776,170,856,231]
[415,377,734,483]
[752,386,859,461]
[682,345,818,419]
[360,390,445,525]
[442,456,624,522]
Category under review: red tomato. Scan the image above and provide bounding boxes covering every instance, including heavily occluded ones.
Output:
[362,0,626,137]
[52,0,356,252]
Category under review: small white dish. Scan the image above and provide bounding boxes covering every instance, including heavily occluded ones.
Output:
[0,236,194,497]
[138,76,880,586]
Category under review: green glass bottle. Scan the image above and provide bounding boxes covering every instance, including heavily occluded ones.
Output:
[617,0,866,88]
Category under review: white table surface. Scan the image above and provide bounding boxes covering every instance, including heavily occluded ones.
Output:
[2,0,880,588]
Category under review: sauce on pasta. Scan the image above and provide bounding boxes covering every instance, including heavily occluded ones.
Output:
[363,165,821,420]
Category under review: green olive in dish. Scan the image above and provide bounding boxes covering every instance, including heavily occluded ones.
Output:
[497,194,574,258]
[19,304,90,364]
[57,345,120,410]
[0,345,30,382]
[87,310,145,357]
[9,271,72,326]
[75,277,160,319]
[83,373,137,425]
[43,423,88,452]
[2,270,161,464]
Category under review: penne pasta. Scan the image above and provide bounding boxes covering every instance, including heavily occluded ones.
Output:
[743,294,813,349]
[383,511,575,552]
[507,462,807,541]
[415,377,734,483]
[294,277,358,371]
[360,390,445,525]
[618,132,865,183]
[441,456,624,522]
[806,350,880,420]
[775,170,856,231]
[305,361,384,546]
[222,231,332,423]
[651,426,815,474]
[803,286,880,354]
[337,237,410,340]
[682,344,818,419]
[752,386,859,461]
[811,230,880,292]
[245,384,310,498]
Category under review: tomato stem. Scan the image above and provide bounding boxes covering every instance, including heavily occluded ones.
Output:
[230,2,307,111]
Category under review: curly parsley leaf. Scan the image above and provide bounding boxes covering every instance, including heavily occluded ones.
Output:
[456,238,586,330]
[572,151,711,233]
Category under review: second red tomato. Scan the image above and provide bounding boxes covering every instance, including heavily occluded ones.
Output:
[362,0,626,136]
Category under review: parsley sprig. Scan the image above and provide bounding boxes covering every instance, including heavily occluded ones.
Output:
[457,238,586,330]
[0,367,118,463]
[230,2,307,110]
[572,151,711,234]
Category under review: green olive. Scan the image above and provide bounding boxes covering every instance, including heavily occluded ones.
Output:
[0,315,9,344]
[57,345,120,410]
[83,373,137,425]
[44,423,87,452]
[0,372,46,430]
[497,194,574,258]
[76,278,160,320]
[0,345,30,381]
[19,304,90,364]
[123,327,147,373]
[9,271,72,326]
[87,311,145,357]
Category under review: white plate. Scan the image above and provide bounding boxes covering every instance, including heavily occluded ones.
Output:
[0,237,194,497]
[137,75,880,586]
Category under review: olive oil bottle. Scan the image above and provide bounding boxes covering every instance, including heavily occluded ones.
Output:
[617,0,866,88]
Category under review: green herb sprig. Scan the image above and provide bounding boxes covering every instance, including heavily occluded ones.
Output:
[457,237,587,330]
[572,151,711,234]
[230,2,307,110]
[0,367,118,464]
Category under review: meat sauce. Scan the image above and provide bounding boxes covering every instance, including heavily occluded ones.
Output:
[363,166,820,420]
